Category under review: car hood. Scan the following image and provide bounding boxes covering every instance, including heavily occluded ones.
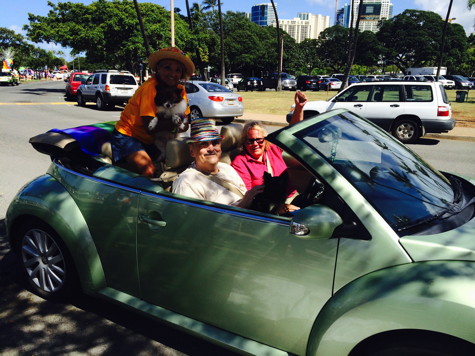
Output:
[401,173,475,262]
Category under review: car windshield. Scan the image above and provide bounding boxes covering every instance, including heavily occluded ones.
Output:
[0,72,10,77]
[110,75,136,85]
[200,82,232,93]
[293,111,455,233]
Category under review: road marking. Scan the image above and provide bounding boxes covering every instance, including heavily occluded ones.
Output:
[0,102,76,105]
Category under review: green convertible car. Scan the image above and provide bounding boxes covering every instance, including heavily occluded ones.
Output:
[6,109,475,355]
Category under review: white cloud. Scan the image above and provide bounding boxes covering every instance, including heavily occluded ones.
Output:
[415,0,475,34]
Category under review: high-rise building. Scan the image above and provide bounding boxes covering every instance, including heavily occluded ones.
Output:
[251,3,277,27]
[337,0,393,32]
[277,13,330,43]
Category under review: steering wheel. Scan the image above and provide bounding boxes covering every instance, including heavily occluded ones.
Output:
[299,178,325,207]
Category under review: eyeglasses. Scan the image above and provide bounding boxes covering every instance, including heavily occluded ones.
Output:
[198,139,221,148]
[246,138,265,145]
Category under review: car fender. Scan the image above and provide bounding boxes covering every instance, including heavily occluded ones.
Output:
[306,261,475,356]
[6,174,106,293]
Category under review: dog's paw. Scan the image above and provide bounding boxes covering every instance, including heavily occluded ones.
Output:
[148,117,158,131]
[171,114,182,126]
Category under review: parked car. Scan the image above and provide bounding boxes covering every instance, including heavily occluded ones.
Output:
[210,77,234,90]
[331,74,360,85]
[65,72,91,100]
[444,75,474,90]
[422,75,456,89]
[0,71,20,85]
[468,77,475,87]
[7,109,475,356]
[318,78,342,91]
[403,75,430,82]
[287,81,454,144]
[185,80,243,124]
[236,77,265,91]
[296,75,320,91]
[263,72,297,90]
[226,73,243,86]
[76,70,138,110]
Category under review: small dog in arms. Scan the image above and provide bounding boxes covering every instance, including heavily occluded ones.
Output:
[148,86,188,161]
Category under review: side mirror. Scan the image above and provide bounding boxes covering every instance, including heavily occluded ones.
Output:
[290,205,343,240]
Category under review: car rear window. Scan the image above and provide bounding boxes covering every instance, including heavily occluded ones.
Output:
[110,75,136,85]
[74,74,90,83]
[200,83,231,93]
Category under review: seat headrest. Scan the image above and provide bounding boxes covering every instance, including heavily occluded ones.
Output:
[220,123,243,151]
[164,137,193,169]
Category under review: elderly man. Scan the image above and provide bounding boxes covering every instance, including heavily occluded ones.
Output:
[172,118,263,208]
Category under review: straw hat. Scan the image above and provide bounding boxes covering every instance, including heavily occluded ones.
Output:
[148,47,195,78]
[187,119,222,143]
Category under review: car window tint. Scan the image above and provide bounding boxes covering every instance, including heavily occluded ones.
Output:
[101,74,107,84]
[110,75,136,85]
[93,75,100,84]
[185,83,198,93]
[405,85,433,102]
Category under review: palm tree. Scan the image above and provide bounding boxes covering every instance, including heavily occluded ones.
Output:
[469,0,475,9]
[203,0,218,13]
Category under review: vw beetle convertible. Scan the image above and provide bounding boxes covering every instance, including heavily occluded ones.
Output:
[6,109,475,356]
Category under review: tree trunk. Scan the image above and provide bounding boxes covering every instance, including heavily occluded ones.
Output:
[436,0,453,80]
[218,0,225,85]
[341,0,363,91]
[270,0,282,91]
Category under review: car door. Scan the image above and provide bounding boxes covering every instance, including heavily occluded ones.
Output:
[327,84,372,116]
[81,74,99,100]
[136,193,338,354]
[362,84,405,130]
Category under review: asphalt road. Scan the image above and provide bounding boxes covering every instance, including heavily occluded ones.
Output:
[0,80,474,356]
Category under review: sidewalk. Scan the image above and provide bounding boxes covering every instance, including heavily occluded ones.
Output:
[238,112,475,142]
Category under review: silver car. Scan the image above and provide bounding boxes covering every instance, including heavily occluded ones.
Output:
[185,81,244,124]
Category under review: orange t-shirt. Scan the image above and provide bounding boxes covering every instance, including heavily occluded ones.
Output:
[115,77,190,144]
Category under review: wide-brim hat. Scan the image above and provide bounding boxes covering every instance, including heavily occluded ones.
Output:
[148,47,195,78]
[187,118,222,143]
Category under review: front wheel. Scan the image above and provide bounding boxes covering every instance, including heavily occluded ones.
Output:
[96,95,106,110]
[15,219,78,300]
[77,93,86,106]
[189,106,203,120]
[391,119,420,144]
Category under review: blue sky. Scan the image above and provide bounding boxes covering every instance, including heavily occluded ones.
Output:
[1,0,474,58]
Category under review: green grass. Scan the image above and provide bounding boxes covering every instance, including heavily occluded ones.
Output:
[239,89,474,127]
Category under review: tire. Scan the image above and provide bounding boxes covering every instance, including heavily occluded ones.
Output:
[350,331,475,356]
[77,93,86,106]
[96,95,106,110]
[391,119,420,144]
[15,219,78,300]
[190,106,203,120]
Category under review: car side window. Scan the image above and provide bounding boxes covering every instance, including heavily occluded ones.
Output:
[93,74,100,85]
[337,86,371,102]
[405,85,433,102]
[101,74,107,84]
[371,85,401,102]
[185,83,198,94]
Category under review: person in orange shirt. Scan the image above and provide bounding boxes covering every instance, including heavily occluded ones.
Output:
[111,47,195,177]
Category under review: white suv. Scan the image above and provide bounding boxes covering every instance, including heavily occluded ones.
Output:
[77,70,138,110]
[288,81,455,143]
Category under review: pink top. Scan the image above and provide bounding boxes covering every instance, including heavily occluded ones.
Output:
[231,144,289,190]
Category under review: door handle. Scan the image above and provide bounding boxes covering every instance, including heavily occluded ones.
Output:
[139,214,167,227]
[353,104,363,107]
[390,104,400,107]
